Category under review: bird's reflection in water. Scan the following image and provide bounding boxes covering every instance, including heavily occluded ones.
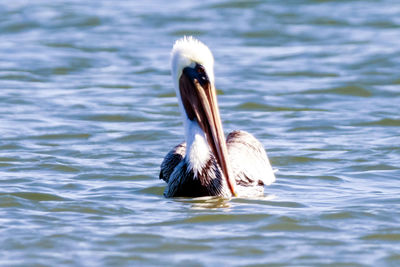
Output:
[175,194,277,210]
[176,196,232,209]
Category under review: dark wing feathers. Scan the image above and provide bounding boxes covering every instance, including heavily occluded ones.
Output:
[159,142,186,183]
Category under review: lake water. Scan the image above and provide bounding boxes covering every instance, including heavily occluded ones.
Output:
[1,0,400,266]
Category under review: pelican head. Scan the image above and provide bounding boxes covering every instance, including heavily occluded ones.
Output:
[171,36,236,197]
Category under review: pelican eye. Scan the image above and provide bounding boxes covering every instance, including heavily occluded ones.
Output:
[195,64,208,83]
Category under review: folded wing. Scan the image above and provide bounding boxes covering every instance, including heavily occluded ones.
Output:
[226,130,275,188]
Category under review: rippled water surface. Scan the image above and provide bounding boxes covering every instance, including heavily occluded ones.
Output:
[1,0,400,266]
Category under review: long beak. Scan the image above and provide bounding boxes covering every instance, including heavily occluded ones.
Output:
[179,72,237,197]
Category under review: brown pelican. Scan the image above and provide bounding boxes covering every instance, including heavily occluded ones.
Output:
[160,36,275,198]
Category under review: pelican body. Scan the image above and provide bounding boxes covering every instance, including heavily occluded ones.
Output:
[160,37,275,198]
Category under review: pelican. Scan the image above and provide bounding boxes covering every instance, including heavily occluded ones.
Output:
[160,36,275,198]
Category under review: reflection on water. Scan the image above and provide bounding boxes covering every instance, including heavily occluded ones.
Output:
[176,194,277,210]
[1,0,400,265]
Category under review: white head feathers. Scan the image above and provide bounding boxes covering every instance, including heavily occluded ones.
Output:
[170,36,215,89]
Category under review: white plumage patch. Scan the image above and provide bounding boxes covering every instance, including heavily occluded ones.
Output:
[171,36,215,91]
[184,119,210,178]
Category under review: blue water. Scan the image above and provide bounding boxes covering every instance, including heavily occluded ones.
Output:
[1,0,400,266]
